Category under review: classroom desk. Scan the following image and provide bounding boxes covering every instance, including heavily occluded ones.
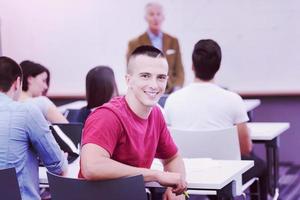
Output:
[39,158,253,199]
[58,99,260,114]
[149,159,253,199]
[248,122,290,198]
[244,99,261,112]
[244,99,261,121]
[58,100,86,113]
[39,158,80,186]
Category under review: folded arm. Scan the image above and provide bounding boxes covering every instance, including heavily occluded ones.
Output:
[80,143,187,192]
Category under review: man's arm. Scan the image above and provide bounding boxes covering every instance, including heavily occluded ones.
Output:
[80,143,186,192]
[161,153,187,200]
[237,122,253,156]
[26,104,68,175]
[46,103,68,123]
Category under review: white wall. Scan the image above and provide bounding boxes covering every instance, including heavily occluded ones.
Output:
[0,0,299,96]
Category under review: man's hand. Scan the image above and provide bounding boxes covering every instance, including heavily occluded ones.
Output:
[163,187,186,200]
[61,152,68,176]
[156,171,187,195]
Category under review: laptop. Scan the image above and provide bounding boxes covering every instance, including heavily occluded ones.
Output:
[50,123,83,164]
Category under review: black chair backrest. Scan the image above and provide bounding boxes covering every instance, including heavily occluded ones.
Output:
[158,94,169,108]
[0,167,22,200]
[47,172,148,200]
[64,109,82,123]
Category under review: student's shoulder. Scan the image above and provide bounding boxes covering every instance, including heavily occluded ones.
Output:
[167,86,189,101]
[11,100,43,119]
[23,100,44,113]
[150,104,166,121]
[219,88,244,102]
[90,96,125,118]
[33,95,51,102]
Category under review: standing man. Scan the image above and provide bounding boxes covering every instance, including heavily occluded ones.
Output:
[164,39,267,200]
[127,2,185,94]
[80,46,187,200]
[0,56,67,200]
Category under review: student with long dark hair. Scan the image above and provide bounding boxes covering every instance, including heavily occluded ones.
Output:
[77,66,119,124]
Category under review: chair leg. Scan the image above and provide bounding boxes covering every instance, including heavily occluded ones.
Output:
[241,192,247,199]
[241,178,261,200]
[248,178,261,200]
[254,178,261,200]
[272,188,279,200]
[145,188,152,200]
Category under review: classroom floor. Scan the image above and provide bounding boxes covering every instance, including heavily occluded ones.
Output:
[278,162,300,200]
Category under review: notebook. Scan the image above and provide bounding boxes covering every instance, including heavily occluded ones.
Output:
[50,123,83,164]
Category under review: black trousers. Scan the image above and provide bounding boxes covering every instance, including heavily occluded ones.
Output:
[241,152,268,200]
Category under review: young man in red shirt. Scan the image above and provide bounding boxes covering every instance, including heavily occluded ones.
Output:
[80,46,187,200]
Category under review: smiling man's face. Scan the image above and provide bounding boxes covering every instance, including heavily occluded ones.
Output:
[126,55,168,108]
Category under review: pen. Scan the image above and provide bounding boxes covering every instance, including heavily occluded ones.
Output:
[183,191,190,199]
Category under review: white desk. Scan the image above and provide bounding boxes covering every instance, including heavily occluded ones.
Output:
[248,122,290,198]
[39,158,253,199]
[248,122,290,141]
[58,99,261,114]
[149,159,253,191]
[244,99,261,112]
[39,158,80,185]
[58,100,86,113]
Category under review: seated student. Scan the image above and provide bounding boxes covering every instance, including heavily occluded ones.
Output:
[19,60,68,123]
[77,66,119,124]
[164,39,267,200]
[79,46,187,200]
[0,56,67,200]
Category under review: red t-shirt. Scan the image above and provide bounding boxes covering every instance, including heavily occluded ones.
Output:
[79,96,177,177]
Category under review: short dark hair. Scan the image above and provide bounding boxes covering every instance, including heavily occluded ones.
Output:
[192,39,222,81]
[19,60,50,91]
[130,45,165,58]
[86,66,119,109]
[0,56,23,92]
[127,45,165,73]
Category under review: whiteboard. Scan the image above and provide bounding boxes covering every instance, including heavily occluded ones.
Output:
[0,0,299,96]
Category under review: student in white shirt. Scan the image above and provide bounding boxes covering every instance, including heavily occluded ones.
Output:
[165,39,267,200]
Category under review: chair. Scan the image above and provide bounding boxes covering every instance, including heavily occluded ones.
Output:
[64,109,82,122]
[47,172,148,200]
[0,167,22,200]
[158,94,169,108]
[169,126,260,199]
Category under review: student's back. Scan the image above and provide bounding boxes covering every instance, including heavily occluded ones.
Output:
[165,82,248,130]
[164,39,268,200]
[0,56,67,200]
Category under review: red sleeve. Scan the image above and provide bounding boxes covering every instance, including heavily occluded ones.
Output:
[155,107,178,159]
[81,108,123,157]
